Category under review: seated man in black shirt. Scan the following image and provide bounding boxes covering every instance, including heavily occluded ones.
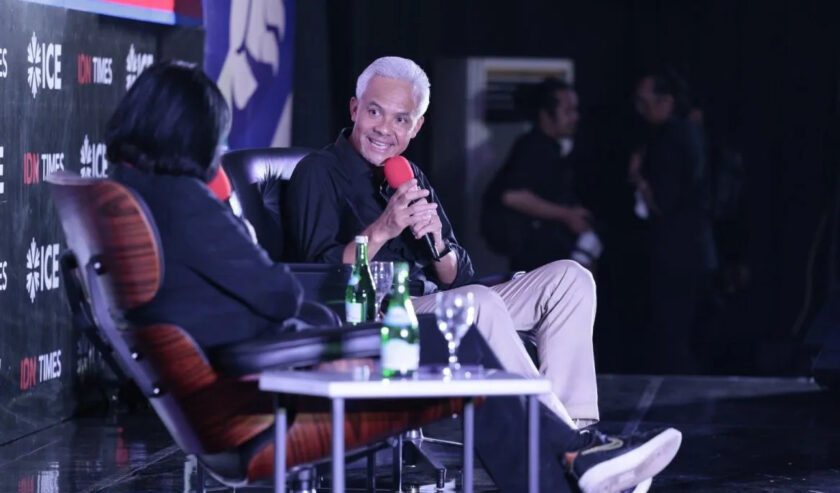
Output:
[484,77,602,272]
[287,57,603,429]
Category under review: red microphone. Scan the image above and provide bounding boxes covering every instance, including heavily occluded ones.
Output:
[383,156,441,260]
[384,155,414,189]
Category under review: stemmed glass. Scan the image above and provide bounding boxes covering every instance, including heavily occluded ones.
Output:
[370,261,394,321]
[434,291,476,374]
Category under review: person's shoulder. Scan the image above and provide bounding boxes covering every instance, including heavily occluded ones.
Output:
[521,128,553,146]
[292,146,343,181]
[110,167,223,225]
[111,165,200,198]
[665,118,705,150]
[509,129,556,161]
[665,117,700,137]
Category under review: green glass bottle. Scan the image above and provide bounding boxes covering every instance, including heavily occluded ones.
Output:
[345,235,376,324]
[381,262,420,377]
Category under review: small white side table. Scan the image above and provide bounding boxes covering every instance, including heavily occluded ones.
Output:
[259,367,550,493]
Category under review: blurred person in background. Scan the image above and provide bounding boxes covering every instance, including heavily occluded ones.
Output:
[630,68,717,373]
[483,77,603,272]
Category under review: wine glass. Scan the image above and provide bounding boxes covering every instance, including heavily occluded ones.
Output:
[434,291,476,374]
[370,261,394,321]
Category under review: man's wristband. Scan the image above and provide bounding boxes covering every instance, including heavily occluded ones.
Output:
[434,242,452,261]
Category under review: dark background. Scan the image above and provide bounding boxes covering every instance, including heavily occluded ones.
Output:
[292,0,840,375]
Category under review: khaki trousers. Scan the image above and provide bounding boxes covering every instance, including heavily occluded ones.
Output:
[412,260,599,427]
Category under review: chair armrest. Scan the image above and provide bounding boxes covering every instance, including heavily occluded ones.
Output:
[288,263,351,317]
[208,322,381,377]
[210,313,441,377]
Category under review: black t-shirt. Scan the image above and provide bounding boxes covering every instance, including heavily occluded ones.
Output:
[494,128,578,206]
[284,129,474,295]
[484,128,579,269]
[641,117,717,273]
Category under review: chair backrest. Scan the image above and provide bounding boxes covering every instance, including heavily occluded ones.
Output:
[222,147,314,261]
[47,172,273,458]
[48,173,161,312]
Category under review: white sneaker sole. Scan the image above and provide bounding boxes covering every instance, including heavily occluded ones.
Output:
[577,428,682,493]
[632,477,653,493]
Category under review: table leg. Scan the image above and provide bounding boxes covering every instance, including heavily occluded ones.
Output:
[463,398,474,493]
[392,434,403,492]
[366,447,376,492]
[274,396,286,493]
[528,395,539,493]
[332,398,345,493]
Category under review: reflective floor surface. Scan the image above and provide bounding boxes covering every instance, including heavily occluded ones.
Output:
[1,375,838,492]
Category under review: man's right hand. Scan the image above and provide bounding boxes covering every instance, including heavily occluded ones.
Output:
[561,206,592,234]
[370,179,438,244]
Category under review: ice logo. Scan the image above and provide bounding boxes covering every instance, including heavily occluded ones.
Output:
[126,44,154,89]
[26,33,42,98]
[25,238,40,303]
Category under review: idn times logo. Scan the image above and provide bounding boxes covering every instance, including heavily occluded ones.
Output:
[20,349,62,391]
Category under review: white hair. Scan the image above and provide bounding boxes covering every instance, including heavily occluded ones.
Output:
[355,56,430,117]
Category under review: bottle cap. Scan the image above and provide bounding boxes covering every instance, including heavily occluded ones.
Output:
[355,235,369,243]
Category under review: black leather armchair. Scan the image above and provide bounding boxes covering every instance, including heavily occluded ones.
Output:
[221,146,310,261]
[222,147,351,316]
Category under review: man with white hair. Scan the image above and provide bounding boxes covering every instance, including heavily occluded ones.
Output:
[285,57,682,490]
[288,55,597,428]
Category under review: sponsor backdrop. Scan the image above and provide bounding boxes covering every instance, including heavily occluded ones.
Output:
[0,0,203,444]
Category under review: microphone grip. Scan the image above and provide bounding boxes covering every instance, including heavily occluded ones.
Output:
[405,188,441,260]
[422,232,440,260]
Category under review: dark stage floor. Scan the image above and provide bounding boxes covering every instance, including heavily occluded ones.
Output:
[2,375,839,492]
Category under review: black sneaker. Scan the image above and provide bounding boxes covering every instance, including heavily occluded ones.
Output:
[566,428,682,493]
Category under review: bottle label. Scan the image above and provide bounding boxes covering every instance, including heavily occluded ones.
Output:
[381,339,420,373]
[383,306,411,326]
[346,302,363,324]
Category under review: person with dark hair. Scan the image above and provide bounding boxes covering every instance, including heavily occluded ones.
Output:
[483,77,602,272]
[106,61,230,183]
[630,69,717,372]
[105,60,306,348]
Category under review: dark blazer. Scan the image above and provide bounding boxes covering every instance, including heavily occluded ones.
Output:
[110,164,303,350]
[642,117,717,275]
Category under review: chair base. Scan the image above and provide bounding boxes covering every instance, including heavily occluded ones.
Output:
[193,456,318,492]
[395,429,463,491]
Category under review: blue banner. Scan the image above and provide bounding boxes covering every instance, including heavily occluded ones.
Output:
[203,0,295,149]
